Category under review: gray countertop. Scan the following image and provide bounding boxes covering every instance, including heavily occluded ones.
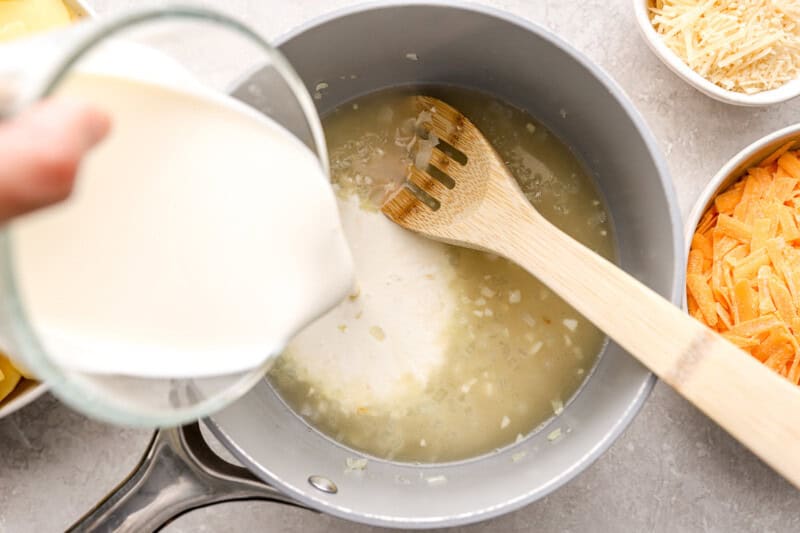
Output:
[1,0,799,531]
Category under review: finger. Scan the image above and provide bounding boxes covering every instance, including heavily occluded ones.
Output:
[0,99,111,224]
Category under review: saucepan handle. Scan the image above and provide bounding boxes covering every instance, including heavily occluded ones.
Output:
[67,423,314,532]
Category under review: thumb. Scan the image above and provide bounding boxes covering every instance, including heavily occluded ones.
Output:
[0,98,111,224]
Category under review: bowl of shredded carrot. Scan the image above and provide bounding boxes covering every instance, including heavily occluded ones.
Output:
[686,124,800,385]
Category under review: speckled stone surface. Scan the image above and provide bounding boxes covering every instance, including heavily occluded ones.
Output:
[1,1,799,532]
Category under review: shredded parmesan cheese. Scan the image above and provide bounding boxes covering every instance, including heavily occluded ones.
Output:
[649,0,800,94]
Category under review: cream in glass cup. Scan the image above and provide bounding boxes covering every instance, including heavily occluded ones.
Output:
[0,6,352,427]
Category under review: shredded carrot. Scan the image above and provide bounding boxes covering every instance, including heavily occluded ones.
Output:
[715,187,744,214]
[757,265,776,314]
[750,218,772,252]
[752,327,794,363]
[768,276,799,330]
[692,232,713,265]
[733,279,758,323]
[687,290,699,316]
[780,206,800,242]
[722,332,760,349]
[761,140,796,167]
[697,210,718,235]
[778,152,800,179]
[732,248,769,281]
[727,314,784,338]
[687,274,717,327]
[687,249,704,275]
[717,214,753,242]
[689,149,800,385]
[723,245,748,268]
[771,178,797,203]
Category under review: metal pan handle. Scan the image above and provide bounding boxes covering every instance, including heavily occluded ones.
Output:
[67,423,314,532]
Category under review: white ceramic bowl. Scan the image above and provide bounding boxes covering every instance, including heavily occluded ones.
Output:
[0,0,94,420]
[633,0,800,107]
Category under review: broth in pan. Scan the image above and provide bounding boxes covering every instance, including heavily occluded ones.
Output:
[269,86,615,462]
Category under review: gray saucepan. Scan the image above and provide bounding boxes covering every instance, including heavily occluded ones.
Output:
[69,2,683,531]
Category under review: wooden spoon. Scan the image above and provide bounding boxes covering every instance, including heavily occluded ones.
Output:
[382,96,800,488]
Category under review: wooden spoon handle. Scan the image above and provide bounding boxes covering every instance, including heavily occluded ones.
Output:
[496,206,800,488]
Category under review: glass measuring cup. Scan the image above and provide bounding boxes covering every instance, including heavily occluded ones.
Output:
[0,6,330,427]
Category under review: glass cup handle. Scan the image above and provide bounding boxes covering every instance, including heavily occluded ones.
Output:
[67,423,314,532]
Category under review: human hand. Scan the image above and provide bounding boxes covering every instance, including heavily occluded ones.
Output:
[0,99,110,224]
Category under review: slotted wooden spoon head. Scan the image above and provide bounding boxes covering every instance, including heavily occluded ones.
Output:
[381,96,532,248]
